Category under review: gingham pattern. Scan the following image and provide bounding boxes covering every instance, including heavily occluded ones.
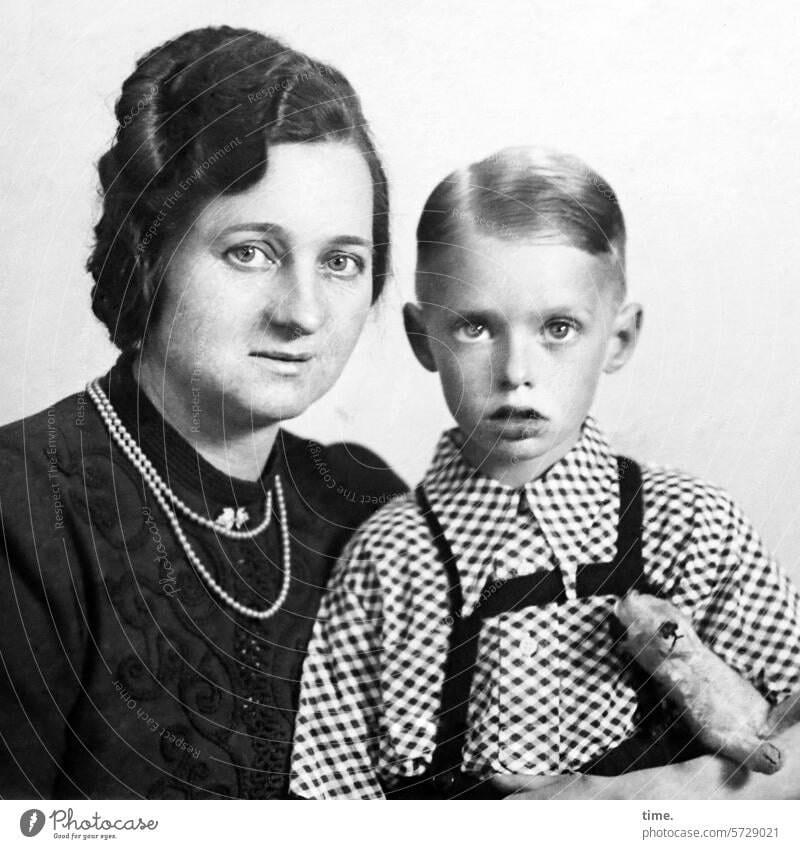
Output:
[290,418,800,798]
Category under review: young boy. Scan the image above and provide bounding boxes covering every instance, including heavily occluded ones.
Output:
[289,147,800,799]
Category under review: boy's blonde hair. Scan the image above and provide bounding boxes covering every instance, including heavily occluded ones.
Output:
[416,146,626,296]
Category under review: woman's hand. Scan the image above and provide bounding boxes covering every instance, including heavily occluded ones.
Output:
[493,758,724,800]
[494,722,800,800]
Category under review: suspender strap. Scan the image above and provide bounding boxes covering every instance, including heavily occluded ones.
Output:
[576,456,646,597]
[475,569,567,618]
[415,484,464,618]
[414,484,483,795]
[411,456,645,795]
[475,456,645,619]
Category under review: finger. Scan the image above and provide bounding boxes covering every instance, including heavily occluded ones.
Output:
[491,773,564,795]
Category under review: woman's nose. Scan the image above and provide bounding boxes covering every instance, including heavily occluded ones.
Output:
[268,265,326,337]
[498,335,535,389]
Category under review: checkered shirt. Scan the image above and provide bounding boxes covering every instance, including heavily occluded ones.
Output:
[290,417,800,799]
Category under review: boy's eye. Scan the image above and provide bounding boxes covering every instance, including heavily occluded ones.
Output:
[225,243,276,270]
[544,318,580,342]
[323,253,365,279]
[454,322,490,342]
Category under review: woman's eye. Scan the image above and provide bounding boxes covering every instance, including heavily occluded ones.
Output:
[323,253,364,279]
[225,244,276,269]
[544,319,579,342]
[454,322,490,342]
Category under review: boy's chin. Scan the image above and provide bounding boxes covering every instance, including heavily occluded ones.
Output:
[461,433,542,468]
[467,428,578,481]
[492,441,553,468]
[487,429,554,459]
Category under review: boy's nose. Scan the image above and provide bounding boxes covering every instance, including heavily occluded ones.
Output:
[498,337,535,389]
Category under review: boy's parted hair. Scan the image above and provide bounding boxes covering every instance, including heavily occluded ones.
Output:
[88,25,390,351]
[416,146,625,287]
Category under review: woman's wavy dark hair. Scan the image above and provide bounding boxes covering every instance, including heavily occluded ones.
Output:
[88,26,390,351]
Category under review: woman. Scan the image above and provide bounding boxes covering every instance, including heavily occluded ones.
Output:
[0,25,404,799]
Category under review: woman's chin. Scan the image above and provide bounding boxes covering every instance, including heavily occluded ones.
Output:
[229,386,320,427]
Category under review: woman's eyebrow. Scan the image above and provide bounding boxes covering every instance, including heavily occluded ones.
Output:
[215,221,287,237]
[212,224,372,250]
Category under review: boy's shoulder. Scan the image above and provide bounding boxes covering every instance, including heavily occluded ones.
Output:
[638,460,739,514]
[636,459,754,548]
[348,488,427,541]
[341,487,444,567]
[345,457,744,532]
[339,441,755,566]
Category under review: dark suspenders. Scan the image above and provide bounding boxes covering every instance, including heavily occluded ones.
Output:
[385,456,695,799]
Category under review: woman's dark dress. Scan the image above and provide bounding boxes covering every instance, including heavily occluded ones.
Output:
[0,354,406,799]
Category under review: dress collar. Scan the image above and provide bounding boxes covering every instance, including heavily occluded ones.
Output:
[422,417,619,591]
[99,350,280,510]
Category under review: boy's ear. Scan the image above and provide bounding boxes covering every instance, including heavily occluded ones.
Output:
[403,303,438,373]
[604,302,643,374]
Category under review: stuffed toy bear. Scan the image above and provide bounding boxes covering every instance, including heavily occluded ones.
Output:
[614,590,799,775]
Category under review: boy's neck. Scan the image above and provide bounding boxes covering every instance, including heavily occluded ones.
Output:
[458,428,583,489]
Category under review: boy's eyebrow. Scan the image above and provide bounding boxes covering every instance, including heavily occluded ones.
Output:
[435,304,598,326]
[448,308,499,323]
[326,235,374,250]
[536,304,595,317]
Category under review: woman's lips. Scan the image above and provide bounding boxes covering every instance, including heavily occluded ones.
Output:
[249,350,314,375]
[249,350,313,362]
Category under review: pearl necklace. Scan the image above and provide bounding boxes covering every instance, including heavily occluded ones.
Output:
[87,379,291,620]
[88,380,272,540]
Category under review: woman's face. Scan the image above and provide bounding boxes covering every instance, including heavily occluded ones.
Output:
[143,142,375,431]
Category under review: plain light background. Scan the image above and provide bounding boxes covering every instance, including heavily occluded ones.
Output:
[1,0,799,580]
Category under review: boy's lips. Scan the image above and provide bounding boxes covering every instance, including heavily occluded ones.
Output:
[489,405,547,422]
[488,405,547,440]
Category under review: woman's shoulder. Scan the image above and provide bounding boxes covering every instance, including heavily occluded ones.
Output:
[0,389,97,479]
[0,392,99,603]
[277,429,408,524]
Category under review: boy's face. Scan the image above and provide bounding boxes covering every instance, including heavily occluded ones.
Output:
[407,235,640,484]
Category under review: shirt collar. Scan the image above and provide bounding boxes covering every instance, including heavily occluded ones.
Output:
[422,417,620,596]
[423,429,525,601]
[524,417,619,570]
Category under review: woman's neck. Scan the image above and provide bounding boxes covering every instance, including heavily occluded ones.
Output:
[135,356,278,482]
